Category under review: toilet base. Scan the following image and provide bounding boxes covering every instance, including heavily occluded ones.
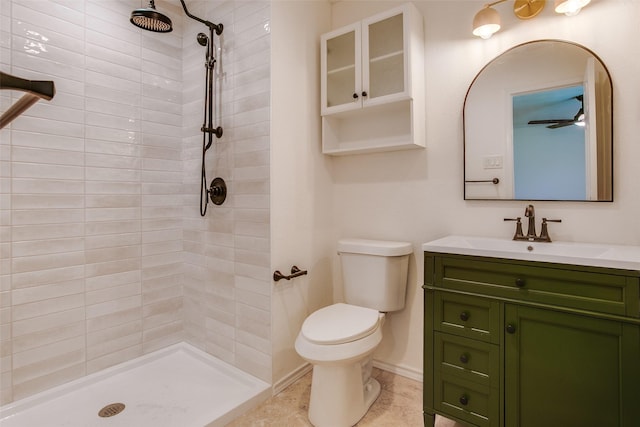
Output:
[308,358,381,427]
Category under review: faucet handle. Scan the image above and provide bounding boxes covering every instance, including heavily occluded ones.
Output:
[504,217,524,240]
[539,218,562,242]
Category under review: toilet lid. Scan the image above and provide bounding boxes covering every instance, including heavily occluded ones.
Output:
[301,303,380,345]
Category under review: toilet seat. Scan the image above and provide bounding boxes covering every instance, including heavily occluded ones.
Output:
[301,303,380,345]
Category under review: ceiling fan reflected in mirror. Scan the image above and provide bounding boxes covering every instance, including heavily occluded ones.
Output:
[528,95,585,129]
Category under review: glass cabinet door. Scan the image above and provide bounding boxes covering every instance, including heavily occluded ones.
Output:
[322,24,361,114]
[363,11,406,105]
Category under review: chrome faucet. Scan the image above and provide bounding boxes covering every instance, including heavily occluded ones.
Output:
[504,204,562,242]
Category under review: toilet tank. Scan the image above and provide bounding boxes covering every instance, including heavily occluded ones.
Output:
[338,239,412,312]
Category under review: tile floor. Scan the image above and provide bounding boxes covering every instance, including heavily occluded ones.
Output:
[226,368,464,427]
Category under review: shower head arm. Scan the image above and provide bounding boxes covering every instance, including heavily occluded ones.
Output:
[179,0,223,35]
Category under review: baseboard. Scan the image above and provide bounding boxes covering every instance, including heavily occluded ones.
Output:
[372,359,423,383]
[273,363,312,395]
[275,359,422,395]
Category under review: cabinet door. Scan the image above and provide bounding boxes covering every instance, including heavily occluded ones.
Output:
[505,305,640,427]
[362,8,408,107]
[321,23,361,115]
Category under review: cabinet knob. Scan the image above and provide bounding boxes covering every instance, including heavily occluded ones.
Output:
[459,394,469,406]
[515,278,526,287]
[362,91,368,97]
[352,93,359,99]
[460,311,470,322]
[506,323,517,334]
[460,353,469,364]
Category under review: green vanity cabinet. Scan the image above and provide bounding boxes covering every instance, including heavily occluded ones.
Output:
[423,252,640,427]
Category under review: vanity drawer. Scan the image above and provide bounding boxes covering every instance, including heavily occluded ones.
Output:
[435,332,499,388]
[434,372,498,427]
[434,255,639,317]
[434,292,500,344]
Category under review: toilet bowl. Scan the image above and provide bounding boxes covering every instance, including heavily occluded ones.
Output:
[294,239,412,427]
[295,304,386,427]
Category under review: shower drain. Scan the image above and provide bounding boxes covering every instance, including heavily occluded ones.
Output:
[98,402,126,418]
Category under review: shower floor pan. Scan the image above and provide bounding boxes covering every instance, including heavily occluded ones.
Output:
[0,343,271,427]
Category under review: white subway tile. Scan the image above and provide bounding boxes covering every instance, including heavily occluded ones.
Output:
[86,295,142,319]
[11,208,84,225]
[12,307,85,338]
[12,237,84,257]
[12,293,85,322]
[12,251,85,274]
[12,362,85,401]
[11,266,84,290]
[12,320,85,354]
[87,327,142,360]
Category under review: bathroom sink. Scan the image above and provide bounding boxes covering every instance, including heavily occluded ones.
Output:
[422,235,640,270]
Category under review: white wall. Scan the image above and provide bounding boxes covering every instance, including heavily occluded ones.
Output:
[270,1,333,388]
[328,0,640,377]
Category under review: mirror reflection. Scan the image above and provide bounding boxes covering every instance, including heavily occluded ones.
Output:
[464,40,613,201]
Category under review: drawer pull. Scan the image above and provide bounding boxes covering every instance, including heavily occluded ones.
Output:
[506,323,517,334]
[460,311,470,321]
[460,353,469,364]
[515,278,526,287]
[459,394,469,406]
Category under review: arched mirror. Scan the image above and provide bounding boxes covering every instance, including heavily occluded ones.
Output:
[464,40,613,201]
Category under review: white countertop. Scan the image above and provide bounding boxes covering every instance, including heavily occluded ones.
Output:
[423,235,640,271]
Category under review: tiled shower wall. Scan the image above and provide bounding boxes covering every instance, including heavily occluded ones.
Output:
[0,0,271,405]
[180,1,272,382]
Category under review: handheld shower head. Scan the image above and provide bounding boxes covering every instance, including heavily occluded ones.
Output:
[130,0,173,33]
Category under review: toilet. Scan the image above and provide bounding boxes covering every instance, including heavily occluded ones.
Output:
[294,238,412,427]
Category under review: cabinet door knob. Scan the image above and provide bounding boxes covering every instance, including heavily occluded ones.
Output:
[515,278,526,287]
[459,311,470,321]
[459,394,469,406]
[460,353,469,364]
[352,93,359,99]
[506,323,517,334]
[362,91,368,97]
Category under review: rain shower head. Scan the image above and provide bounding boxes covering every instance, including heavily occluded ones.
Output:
[130,0,173,33]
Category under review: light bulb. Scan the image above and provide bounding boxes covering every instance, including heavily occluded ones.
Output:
[554,0,591,16]
[473,7,501,39]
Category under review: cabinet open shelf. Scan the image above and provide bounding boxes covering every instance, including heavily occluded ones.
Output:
[322,99,423,155]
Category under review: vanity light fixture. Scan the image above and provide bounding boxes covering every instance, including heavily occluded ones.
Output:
[472,0,590,39]
[472,0,546,39]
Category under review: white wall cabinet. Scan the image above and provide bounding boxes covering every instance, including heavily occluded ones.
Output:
[321,3,425,155]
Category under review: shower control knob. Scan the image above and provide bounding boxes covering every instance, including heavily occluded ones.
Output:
[209,177,227,206]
